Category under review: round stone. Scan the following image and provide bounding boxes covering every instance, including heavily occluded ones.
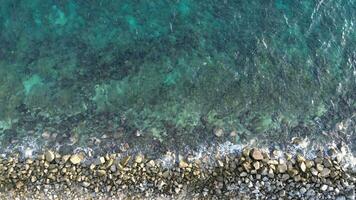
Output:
[44,150,55,162]
[320,184,328,191]
[320,168,331,177]
[278,163,288,173]
[251,149,264,160]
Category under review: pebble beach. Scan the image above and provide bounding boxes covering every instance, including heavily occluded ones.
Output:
[1,145,355,200]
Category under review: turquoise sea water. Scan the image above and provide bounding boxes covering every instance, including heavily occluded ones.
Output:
[0,0,355,156]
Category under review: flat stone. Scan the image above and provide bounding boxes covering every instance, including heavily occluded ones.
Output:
[44,150,55,162]
[70,154,83,165]
[251,149,264,160]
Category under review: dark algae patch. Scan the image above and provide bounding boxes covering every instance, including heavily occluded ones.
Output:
[0,0,355,199]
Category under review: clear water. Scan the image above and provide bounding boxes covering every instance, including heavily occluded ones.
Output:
[0,0,355,156]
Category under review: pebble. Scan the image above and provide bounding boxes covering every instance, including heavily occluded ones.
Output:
[70,154,83,165]
[135,154,144,163]
[0,147,352,200]
[300,162,306,172]
[82,182,90,187]
[240,172,248,177]
[320,184,328,191]
[320,168,331,177]
[300,187,307,194]
[45,150,55,162]
[251,149,264,160]
[253,161,261,170]
[311,168,318,176]
[95,157,106,165]
[179,160,189,168]
[97,170,106,176]
[278,163,288,173]
[120,156,131,166]
[306,189,316,196]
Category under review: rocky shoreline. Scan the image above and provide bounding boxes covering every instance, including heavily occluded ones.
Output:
[0,147,355,200]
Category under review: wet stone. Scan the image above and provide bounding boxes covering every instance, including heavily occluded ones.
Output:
[44,150,55,162]
[251,149,264,160]
[135,154,144,163]
[70,154,83,165]
[0,147,353,199]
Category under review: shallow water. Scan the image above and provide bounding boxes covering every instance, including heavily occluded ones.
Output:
[0,0,355,156]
